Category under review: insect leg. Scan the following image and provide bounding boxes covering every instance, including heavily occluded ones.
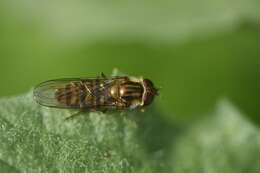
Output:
[65,109,85,121]
[99,72,107,79]
[139,106,145,112]
[115,76,129,81]
[89,108,107,115]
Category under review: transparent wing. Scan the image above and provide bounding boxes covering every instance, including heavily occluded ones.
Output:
[33,78,83,109]
[33,78,116,109]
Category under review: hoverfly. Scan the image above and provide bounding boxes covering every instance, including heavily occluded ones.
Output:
[33,73,158,119]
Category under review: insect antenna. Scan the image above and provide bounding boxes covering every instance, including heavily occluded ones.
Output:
[156,86,163,100]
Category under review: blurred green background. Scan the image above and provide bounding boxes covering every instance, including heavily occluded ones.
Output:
[0,0,259,123]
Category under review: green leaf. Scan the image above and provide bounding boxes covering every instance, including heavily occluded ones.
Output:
[0,92,175,173]
[171,100,260,173]
[1,91,260,172]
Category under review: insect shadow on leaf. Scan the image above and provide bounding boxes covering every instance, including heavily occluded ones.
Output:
[133,105,180,172]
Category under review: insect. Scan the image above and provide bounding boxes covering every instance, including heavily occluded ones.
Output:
[33,73,158,119]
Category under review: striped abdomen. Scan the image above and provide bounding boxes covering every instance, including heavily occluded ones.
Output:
[54,80,109,109]
[55,82,87,108]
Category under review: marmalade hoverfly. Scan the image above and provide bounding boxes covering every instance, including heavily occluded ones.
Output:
[33,73,158,118]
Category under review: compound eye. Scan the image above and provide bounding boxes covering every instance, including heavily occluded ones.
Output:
[143,79,157,106]
[143,79,154,88]
[143,92,154,106]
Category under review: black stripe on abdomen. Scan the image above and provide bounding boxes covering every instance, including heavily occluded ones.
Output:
[91,79,100,108]
[65,84,72,106]
[78,82,86,108]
